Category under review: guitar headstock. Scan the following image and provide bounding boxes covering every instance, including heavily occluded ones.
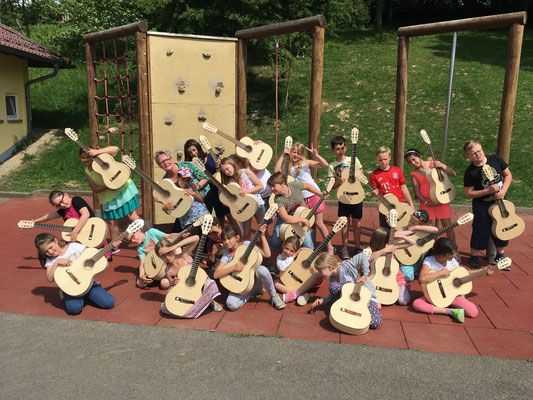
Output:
[192,157,206,172]
[192,214,207,227]
[198,135,212,152]
[202,121,218,134]
[64,128,79,142]
[264,204,279,221]
[387,209,398,229]
[201,214,214,235]
[126,219,144,236]
[457,212,474,225]
[351,127,359,144]
[362,247,372,258]
[419,129,431,145]
[332,216,348,233]
[325,176,336,194]
[17,220,34,229]
[284,136,293,151]
[496,257,511,271]
[481,164,495,182]
[121,154,136,170]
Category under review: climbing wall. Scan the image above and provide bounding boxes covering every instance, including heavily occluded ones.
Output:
[148,32,238,224]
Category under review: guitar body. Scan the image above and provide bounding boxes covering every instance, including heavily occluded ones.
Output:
[164,266,209,317]
[329,283,372,335]
[428,168,455,205]
[235,137,273,170]
[394,232,434,266]
[143,250,167,280]
[279,223,304,243]
[279,248,316,292]
[91,153,131,190]
[219,246,262,294]
[153,178,193,218]
[217,182,258,223]
[377,194,414,228]
[422,267,472,308]
[62,217,107,247]
[489,200,525,241]
[371,255,400,305]
[280,206,316,242]
[337,169,365,205]
[53,247,108,297]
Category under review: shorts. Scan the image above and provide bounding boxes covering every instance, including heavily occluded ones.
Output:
[304,194,326,214]
[338,201,363,219]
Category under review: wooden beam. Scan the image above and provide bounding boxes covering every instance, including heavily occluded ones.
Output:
[393,36,409,169]
[308,25,325,171]
[235,15,326,40]
[236,39,247,139]
[398,12,526,37]
[84,41,99,210]
[136,31,154,225]
[84,21,148,42]
[497,23,525,164]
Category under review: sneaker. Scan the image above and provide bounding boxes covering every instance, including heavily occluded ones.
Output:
[296,293,310,306]
[211,301,223,312]
[282,291,298,303]
[340,246,350,260]
[271,293,286,310]
[495,253,511,271]
[449,308,465,323]
[468,256,481,269]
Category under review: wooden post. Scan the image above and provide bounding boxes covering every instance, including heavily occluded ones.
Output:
[308,25,325,165]
[235,15,326,39]
[136,31,154,225]
[393,36,409,169]
[236,39,247,139]
[497,23,524,163]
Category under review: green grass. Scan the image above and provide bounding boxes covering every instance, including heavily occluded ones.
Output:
[2,29,533,206]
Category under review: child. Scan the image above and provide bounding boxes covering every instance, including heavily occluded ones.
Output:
[213,224,285,311]
[412,238,479,323]
[220,154,265,239]
[329,135,364,259]
[404,148,456,245]
[34,233,114,315]
[173,167,209,230]
[463,140,513,269]
[369,146,415,227]
[156,235,222,316]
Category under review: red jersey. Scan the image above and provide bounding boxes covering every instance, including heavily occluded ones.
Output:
[369,166,406,202]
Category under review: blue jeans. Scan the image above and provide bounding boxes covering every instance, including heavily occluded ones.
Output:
[269,220,314,250]
[226,265,276,311]
[63,282,115,315]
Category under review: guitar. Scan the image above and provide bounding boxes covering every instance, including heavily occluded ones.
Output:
[279,217,347,292]
[64,128,131,190]
[422,257,512,308]
[122,155,193,218]
[394,213,474,265]
[268,136,295,208]
[481,164,525,241]
[54,219,144,297]
[220,205,279,294]
[17,217,107,248]
[198,135,222,169]
[336,128,365,205]
[279,177,335,243]
[375,190,414,229]
[164,215,214,317]
[192,158,257,223]
[202,122,273,170]
[371,209,400,305]
[329,248,373,335]
[419,129,456,204]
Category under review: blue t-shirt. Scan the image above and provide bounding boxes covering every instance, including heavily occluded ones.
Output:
[138,228,166,260]
[328,252,376,301]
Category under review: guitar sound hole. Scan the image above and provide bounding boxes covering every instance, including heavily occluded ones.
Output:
[185,277,195,287]
[84,259,95,268]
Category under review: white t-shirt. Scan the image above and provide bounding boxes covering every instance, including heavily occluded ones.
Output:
[45,242,86,268]
[422,255,459,272]
[255,168,272,199]
[276,254,294,272]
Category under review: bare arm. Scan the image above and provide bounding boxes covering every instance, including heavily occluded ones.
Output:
[418,264,449,284]
[464,185,497,199]
[302,183,322,196]
[89,146,120,157]
[70,207,91,239]
[274,152,286,173]
[401,184,415,208]
[33,211,61,223]
[257,225,271,258]
[213,260,236,279]
[495,168,512,200]
[278,206,309,226]
[243,169,264,194]
[180,235,200,255]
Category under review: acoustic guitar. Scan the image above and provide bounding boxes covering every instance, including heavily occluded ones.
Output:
[336,128,365,205]
[329,248,373,335]
[422,257,511,308]
[279,217,347,292]
[371,209,400,305]
[17,217,107,248]
[220,205,279,294]
[269,136,295,208]
[192,158,257,223]
[481,164,525,241]
[164,215,214,317]
[54,219,144,297]
[376,191,414,229]
[198,135,223,169]
[419,129,456,204]
[122,155,193,218]
[394,213,474,265]
[64,128,131,190]
[202,122,273,170]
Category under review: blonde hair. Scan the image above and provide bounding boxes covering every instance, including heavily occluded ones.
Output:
[376,146,391,157]
[290,142,307,173]
[282,236,301,251]
[463,140,481,156]
[220,154,247,185]
[314,253,341,272]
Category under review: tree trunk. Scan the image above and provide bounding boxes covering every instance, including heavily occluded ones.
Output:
[375,0,384,32]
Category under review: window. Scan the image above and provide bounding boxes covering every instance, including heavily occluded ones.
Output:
[5,95,18,121]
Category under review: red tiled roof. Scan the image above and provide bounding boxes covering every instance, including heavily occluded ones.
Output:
[0,23,69,67]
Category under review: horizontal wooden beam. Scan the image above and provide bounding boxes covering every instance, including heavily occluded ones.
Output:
[235,15,326,39]
[84,21,148,42]
[398,11,527,37]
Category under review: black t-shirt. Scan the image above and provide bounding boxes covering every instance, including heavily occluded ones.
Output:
[57,196,95,219]
[463,154,508,204]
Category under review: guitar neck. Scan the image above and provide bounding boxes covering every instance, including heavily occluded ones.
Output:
[306,231,334,265]
[241,230,262,263]
[456,267,491,285]
[496,199,509,218]
[350,281,364,300]
[188,234,208,281]
[426,143,444,180]
[89,231,128,263]
[130,166,167,195]
[214,130,251,152]
[202,169,236,200]
[417,221,459,246]
[305,196,325,220]
[281,154,290,176]
[349,144,357,181]
[33,223,73,233]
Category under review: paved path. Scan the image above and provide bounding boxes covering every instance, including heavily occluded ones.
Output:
[1,312,532,400]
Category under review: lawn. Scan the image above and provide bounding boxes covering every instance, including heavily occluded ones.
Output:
[2,28,532,206]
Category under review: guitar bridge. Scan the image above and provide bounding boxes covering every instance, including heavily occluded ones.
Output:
[110,170,123,182]
[66,269,80,285]
[174,297,195,305]
[502,223,518,232]
[230,273,243,282]
[288,271,303,284]
[89,224,95,240]
[440,188,453,195]
[340,307,362,317]
[237,203,250,215]
[375,286,392,293]
[437,279,447,298]
[173,198,184,209]
[345,191,360,196]
[257,149,265,162]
